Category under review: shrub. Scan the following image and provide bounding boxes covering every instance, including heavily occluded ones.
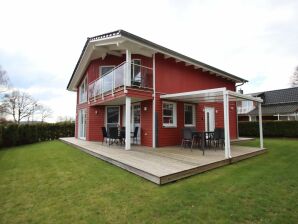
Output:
[0,122,75,148]
[239,121,298,138]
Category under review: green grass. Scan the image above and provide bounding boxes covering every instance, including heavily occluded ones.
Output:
[0,139,297,224]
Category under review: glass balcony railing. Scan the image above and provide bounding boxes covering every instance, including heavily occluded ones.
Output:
[88,62,153,100]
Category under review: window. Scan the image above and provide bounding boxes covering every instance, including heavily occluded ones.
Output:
[163,102,177,127]
[184,104,196,126]
[79,77,87,103]
[100,66,115,76]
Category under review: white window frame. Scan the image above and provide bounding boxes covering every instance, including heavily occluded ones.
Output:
[79,76,87,103]
[162,101,177,128]
[99,65,115,77]
[184,103,196,127]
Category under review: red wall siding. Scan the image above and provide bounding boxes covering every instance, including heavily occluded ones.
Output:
[155,53,236,93]
[87,106,105,141]
[140,100,153,147]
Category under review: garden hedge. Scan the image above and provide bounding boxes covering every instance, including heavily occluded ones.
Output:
[239,121,298,138]
[0,122,75,148]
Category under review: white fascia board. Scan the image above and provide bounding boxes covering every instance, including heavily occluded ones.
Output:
[227,90,263,103]
[68,36,124,91]
[122,37,243,83]
[160,87,227,99]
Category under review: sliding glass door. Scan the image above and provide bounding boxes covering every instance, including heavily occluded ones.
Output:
[78,109,86,139]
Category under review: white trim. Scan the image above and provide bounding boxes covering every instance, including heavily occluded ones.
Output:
[184,103,196,127]
[162,101,177,128]
[105,106,120,128]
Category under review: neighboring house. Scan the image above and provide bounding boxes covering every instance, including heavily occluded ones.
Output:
[67,30,257,150]
[238,87,298,121]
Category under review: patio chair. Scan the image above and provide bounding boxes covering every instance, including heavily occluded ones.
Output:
[131,127,139,144]
[119,127,125,145]
[219,128,225,149]
[181,128,193,151]
[101,127,108,144]
[213,128,221,149]
[108,127,120,146]
[205,131,214,148]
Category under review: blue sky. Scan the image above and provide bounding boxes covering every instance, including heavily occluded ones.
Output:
[1,0,298,121]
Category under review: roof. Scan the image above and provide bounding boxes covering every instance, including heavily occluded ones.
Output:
[250,87,298,105]
[248,102,298,115]
[67,30,248,91]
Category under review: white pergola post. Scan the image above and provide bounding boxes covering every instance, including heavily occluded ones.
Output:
[152,53,156,148]
[125,97,131,150]
[125,49,131,88]
[258,102,264,149]
[223,91,231,158]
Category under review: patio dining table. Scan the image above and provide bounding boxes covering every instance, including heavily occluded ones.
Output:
[191,131,215,156]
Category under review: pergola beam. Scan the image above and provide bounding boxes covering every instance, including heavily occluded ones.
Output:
[227,90,263,103]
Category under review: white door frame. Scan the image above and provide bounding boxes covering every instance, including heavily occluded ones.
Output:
[204,107,215,132]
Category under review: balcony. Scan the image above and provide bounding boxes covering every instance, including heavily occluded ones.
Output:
[88,62,153,100]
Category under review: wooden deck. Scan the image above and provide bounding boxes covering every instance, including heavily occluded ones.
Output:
[60,137,266,185]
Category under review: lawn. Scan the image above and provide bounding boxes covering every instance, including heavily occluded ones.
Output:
[0,139,297,224]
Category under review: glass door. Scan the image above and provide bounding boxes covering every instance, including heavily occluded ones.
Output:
[78,109,86,139]
[131,104,141,144]
[205,107,215,132]
[106,106,120,134]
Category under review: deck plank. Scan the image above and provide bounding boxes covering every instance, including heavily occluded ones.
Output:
[60,137,266,185]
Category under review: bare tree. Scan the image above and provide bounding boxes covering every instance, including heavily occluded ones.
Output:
[290,66,298,87]
[1,90,37,124]
[36,104,53,122]
[0,66,10,93]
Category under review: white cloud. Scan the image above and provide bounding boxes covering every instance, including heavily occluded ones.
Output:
[0,0,298,120]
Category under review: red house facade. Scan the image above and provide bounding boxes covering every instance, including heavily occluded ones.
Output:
[67,30,261,154]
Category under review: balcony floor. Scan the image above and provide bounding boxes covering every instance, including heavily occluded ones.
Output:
[60,137,266,185]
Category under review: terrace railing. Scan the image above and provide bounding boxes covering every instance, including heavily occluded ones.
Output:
[88,62,153,100]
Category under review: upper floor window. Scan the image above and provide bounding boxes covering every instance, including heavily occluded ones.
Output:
[79,77,87,103]
[100,66,115,76]
[184,104,196,126]
[163,101,177,127]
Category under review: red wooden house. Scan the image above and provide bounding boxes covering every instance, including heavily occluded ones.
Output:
[67,30,263,158]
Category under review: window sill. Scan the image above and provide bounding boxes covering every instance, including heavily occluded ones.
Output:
[162,125,177,128]
[184,124,196,127]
